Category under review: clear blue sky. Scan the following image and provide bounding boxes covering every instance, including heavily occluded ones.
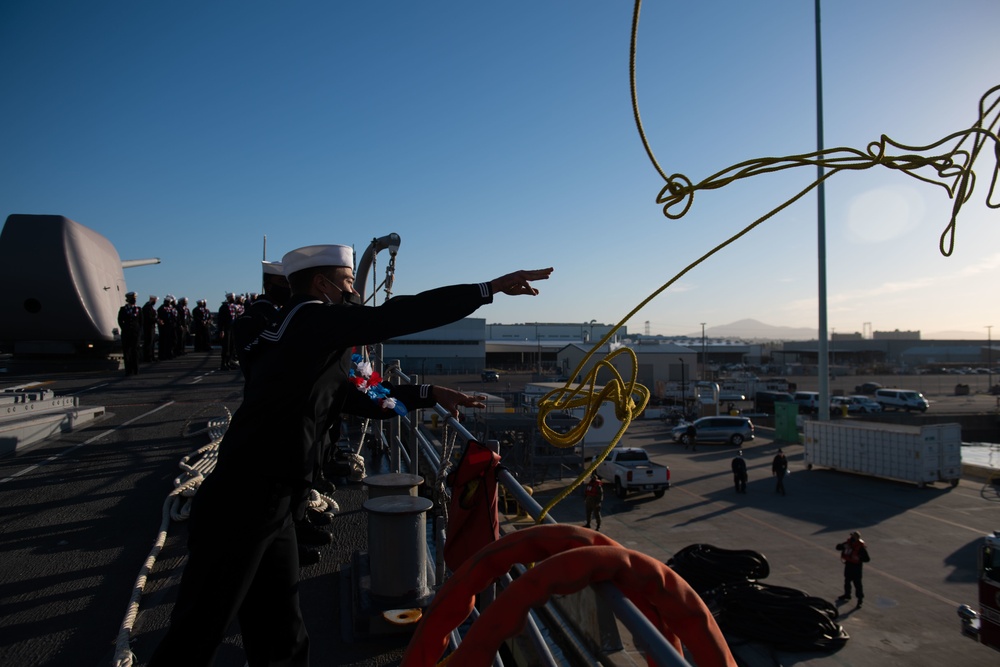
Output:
[2,1,998,338]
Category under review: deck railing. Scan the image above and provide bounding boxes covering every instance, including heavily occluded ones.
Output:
[375,365,691,667]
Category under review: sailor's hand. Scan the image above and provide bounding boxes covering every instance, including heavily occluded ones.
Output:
[433,386,487,417]
[490,267,554,296]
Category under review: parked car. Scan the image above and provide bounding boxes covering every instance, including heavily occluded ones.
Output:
[845,395,883,413]
[671,416,755,446]
[854,381,883,395]
[793,391,821,414]
[874,388,929,412]
[831,395,883,414]
[481,369,500,382]
[830,396,851,414]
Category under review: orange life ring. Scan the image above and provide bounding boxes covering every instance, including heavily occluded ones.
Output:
[400,524,734,667]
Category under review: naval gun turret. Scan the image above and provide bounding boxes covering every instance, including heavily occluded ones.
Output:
[0,214,159,357]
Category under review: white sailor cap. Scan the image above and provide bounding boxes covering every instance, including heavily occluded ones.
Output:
[281,245,354,277]
[262,260,284,276]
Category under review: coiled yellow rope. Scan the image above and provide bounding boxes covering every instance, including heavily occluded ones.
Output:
[536,0,999,522]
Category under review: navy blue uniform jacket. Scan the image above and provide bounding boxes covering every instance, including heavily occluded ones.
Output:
[214,282,493,490]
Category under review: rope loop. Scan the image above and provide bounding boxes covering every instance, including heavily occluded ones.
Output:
[630,3,999,260]
[656,173,694,218]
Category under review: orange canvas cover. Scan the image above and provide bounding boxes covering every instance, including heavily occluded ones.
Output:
[444,440,501,572]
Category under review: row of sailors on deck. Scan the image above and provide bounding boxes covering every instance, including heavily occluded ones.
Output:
[117,263,288,375]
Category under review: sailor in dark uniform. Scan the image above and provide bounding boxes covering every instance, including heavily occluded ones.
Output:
[191,299,211,352]
[117,291,142,375]
[148,243,552,667]
[217,293,238,370]
[157,295,177,361]
[235,260,290,383]
[141,295,158,362]
[175,297,191,357]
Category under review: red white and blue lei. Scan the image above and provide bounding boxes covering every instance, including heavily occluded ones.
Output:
[349,353,407,416]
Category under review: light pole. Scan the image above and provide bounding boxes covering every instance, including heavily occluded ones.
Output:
[589,319,597,343]
[679,357,686,413]
[814,0,831,421]
[535,322,541,374]
[987,325,993,391]
[700,323,707,381]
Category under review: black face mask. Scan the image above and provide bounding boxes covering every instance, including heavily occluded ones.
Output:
[320,276,360,306]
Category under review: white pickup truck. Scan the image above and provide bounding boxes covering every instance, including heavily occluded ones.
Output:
[597,447,671,499]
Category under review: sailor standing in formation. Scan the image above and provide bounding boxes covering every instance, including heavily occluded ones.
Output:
[234,260,290,380]
[141,295,158,362]
[156,295,177,361]
[148,242,552,667]
[217,293,239,370]
[175,297,191,356]
[191,299,211,352]
[117,291,142,375]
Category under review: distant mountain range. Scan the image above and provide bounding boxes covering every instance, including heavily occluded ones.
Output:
[690,319,815,341]
[687,319,985,341]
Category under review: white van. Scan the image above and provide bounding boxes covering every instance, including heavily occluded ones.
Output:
[874,388,929,412]
[793,391,821,414]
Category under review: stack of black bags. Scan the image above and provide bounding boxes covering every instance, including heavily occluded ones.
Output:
[667,544,849,653]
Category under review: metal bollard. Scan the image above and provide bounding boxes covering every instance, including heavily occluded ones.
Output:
[363,472,424,499]
[364,495,433,600]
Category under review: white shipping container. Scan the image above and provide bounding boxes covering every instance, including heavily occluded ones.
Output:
[804,421,962,487]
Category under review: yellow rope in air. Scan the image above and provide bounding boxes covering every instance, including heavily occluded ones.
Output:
[535,0,1000,523]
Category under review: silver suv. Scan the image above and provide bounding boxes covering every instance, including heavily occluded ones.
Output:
[671,416,755,446]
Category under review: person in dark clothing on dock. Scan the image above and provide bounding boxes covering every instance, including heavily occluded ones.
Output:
[731,450,748,493]
[772,448,788,495]
[148,243,552,667]
[836,531,870,608]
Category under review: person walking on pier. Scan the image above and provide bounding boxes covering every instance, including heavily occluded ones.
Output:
[583,473,604,530]
[147,243,553,667]
[836,531,870,608]
[731,450,748,493]
[772,448,788,496]
[684,422,697,451]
